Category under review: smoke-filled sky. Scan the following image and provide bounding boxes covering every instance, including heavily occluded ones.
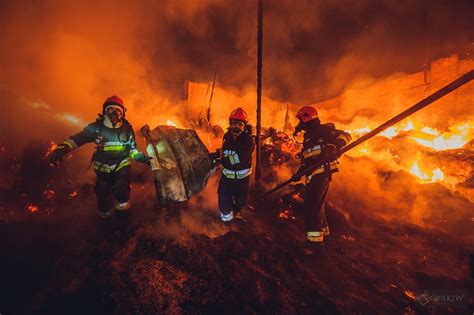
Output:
[0,0,472,105]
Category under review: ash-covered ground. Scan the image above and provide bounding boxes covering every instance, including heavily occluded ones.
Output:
[0,142,472,314]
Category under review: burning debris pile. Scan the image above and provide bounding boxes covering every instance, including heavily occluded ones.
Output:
[343,120,474,189]
[261,127,300,166]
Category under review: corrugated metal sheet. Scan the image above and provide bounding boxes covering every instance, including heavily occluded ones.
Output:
[145,126,213,205]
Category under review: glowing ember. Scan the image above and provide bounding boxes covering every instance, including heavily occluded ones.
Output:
[68,191,78,199]
[409,161,444,184]
[278,209,296,220]
[26,203,39,213]
[43,142,58,159]
[404,290,416,300]
[291,193,300,201]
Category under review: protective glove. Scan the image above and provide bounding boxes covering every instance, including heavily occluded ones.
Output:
[133,152,153,165]
[49,145,70,166]
[208,149,221,160]
[322,143,339,159]
[208,149,222,167]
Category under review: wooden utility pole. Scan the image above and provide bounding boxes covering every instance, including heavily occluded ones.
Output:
[255,0,263,181]
[422,6,429,86]
[207,71,217,124]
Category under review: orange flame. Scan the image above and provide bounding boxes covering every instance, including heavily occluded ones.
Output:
[409,160,445,184]
[411,122,472,151]
[165,119,178,127]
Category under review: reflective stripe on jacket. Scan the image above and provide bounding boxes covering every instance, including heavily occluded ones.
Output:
[93,158,131,173]
[302,144,339,178]
[307,231,324,242]
[299,121,351,178]
[63,117,146,169]
[222,167,252,179]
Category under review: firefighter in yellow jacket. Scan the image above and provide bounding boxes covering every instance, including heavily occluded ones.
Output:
[294,106,351,253]
[49,95,152,219]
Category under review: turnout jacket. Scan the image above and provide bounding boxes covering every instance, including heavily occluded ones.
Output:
[220,130,255,179]
[61,116,144,173]
[300,120,351,176]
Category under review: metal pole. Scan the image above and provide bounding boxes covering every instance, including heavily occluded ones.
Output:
[255,0,263,181]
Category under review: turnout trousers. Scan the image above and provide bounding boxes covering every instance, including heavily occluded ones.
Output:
[304,172,331,243]
[94,166,131,215]
[218,175,250,220]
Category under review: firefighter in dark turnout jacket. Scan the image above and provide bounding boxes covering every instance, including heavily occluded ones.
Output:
[294,106,351,251]
[49,96,152,219]
[210,108,255,222]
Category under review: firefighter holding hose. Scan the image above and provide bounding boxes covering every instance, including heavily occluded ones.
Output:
[49,95,152,219]
[210,108,255,222]
[294,106,351,254]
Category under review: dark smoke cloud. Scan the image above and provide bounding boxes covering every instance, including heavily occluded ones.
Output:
[0,0,472,112]
[140,0,473,102]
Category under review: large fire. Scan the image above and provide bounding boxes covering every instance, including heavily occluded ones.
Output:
[344,119,472,187]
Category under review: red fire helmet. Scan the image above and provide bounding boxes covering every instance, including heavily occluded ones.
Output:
[229,107,249,124]
[103,95,126,116]
[296,106,318,123]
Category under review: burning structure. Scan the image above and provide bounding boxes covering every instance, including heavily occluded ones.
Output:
[0,0,473,313]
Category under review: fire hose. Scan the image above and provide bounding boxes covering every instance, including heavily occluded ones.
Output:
[264,70,474,197]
